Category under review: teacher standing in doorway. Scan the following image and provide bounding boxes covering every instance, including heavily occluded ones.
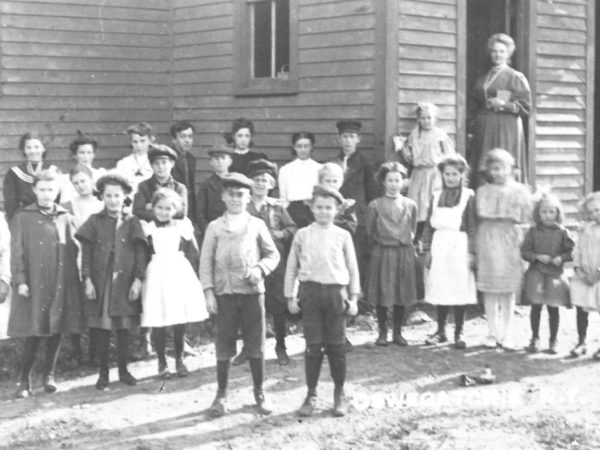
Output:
[470,33,532,184]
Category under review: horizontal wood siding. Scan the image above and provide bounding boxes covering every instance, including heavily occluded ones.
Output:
[172,0,377,182]
[533,0,591,220]
[396,0,459,140]
[0,0,171,202]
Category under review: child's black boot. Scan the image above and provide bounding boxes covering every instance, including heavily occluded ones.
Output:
[375,305,388,346]
[117,330,137,386]
[393,305,407,346]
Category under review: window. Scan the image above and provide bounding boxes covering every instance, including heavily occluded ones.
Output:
[234,0,298,96]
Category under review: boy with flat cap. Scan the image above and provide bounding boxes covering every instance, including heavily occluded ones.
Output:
[196,144,234,240]
[244,159,297,365]
[133,144,188,222]
[331,120,378,293]
[285,184,360,418]
[200,172,280,418]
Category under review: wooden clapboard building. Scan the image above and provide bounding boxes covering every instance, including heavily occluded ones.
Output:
[0,0,597,221]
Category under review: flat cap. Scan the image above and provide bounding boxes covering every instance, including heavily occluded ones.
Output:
[248,158,278,180]
[148,144,178,162]
[208,144,235,157]
[312,184,345,205]
[336,119,362,134]
[221,172,253,189]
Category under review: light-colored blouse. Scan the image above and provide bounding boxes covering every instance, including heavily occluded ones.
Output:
[278,158,322,204]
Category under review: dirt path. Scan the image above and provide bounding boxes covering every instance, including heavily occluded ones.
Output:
[1,307,600,449]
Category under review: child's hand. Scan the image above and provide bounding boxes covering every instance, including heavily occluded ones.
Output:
[487,97,506,111]
[346,298,358,317]
[287,297,301,315]
[205,290,217,315]
[128,278,142,301]
[271,230,285,241]
[246,267,263,285]
[536,255,552,264]
[145,203,152,211]
[84,278,96,301]
[17,284,29,298]
[393,135,407,152]
[0,280,9,304]
[551,256,562,266]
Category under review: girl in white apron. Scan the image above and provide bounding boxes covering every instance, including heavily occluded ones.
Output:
[422,155,477,349]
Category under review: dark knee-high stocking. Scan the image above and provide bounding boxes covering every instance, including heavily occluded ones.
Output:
[173,324,185,361]
[70,333,82,364]
[95,329,111,377]
[548,306,559,342]
[393,305,405,336]
[576,307,589,344]
[116,329,130,374]
[305,345,324,396]
[273,314,286,349]
[326,344,346,392]
[44,334,62,377]
[216,360,230,394]
[20,336,41,386]
[454,305,466,338]
[249,358,264,390]
[530,305,542,339]
[436,306,449,337]
[151,327,167,366]
[376,306,388,335]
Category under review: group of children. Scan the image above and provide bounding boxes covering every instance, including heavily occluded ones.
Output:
[0,104,599,419]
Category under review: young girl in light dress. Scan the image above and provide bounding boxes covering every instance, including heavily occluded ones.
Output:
[422,154,477,349]
[570,192,600,359]
[521,193,573,355]
[141,188,208,378]
[0,213,10,341]
[476,148,531,350]
[395,102,455,242]
[367,162,418,346]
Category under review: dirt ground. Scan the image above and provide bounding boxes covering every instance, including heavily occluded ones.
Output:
[1,305,600,450]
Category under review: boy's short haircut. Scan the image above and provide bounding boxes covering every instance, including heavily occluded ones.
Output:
[126,122,153,138]
[170,121,195,138]
[152,187,184,210]
[318,162,344,183]
[33,167,60,186]
[69,164,94,180]
[484,148,515,169]
[69,131,98,155]
[311,184,344,206]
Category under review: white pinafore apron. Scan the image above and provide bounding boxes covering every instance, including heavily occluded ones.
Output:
[425,189,477,305]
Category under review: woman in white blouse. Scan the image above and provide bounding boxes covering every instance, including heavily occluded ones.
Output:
[278,132,322,228]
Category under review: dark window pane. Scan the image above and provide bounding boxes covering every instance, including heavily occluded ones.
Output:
[253,1,272,78]
[275,0,290,78]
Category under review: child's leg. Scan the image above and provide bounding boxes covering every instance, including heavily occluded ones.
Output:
[530,305,542,339]
[548,306,559,343]
[70,333,82,366]
[576,307,589,345]
[305,344,324,397]
[42,334,61,392]
[375,305,388,345]
[213,295,239,396]
[116,329,136,385]
[426,305,448,344]
[151,327,168,372]
[273,313,286,351]
[173,324,188,377]
[19,336,41,391]
[324,285,348,416]
[454,305,466,347]
[94,328,111,389]
[497,293,516,346]
[483,293,500,344]
[393,305,407,345]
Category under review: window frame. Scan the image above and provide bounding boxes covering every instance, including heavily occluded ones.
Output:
[233,0,299,97]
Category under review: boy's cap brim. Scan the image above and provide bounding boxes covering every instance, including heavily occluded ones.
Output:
[208,144,235,157]
[312,184,345,204]
[148,144,178,162]
[222,172,253,189]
